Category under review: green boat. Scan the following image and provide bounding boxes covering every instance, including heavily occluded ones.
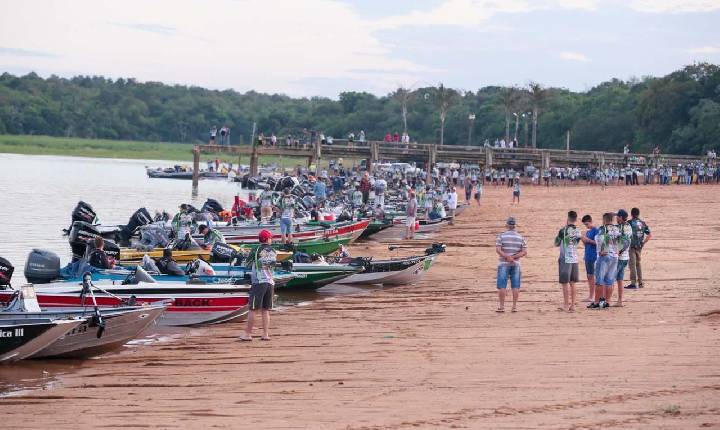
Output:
[282,264,364,289]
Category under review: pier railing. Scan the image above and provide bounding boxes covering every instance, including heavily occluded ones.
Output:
[191,140,709,189]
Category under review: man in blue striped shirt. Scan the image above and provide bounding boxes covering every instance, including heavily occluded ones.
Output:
[495,217,528,312]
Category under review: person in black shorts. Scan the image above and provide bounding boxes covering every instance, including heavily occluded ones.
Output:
[239,230,277,342]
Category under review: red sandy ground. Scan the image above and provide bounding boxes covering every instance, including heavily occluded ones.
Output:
[2,184,719,429]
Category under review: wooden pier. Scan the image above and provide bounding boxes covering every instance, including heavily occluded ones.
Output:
[191,140,708,190]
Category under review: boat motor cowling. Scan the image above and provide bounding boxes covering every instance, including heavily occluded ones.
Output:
[118,207,153,245]
[24,249,61,284]
[72,201,97,224]
[0,256,14,287]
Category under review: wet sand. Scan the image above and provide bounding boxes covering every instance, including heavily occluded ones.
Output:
[3,184,720,429]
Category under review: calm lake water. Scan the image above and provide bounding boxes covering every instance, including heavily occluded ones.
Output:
[0,153,250,283]
[0,153,383,395]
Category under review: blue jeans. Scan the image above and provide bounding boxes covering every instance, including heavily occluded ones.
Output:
[595,255,617,287]
[497,264,521,289]
[280,217,292,235]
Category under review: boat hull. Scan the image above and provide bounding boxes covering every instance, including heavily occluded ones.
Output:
[0,319,83,362]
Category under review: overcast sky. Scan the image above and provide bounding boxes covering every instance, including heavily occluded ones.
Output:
[1,0,719,97]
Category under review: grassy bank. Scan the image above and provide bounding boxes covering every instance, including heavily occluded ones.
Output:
[0,134,364,169]
[0,134,199,161]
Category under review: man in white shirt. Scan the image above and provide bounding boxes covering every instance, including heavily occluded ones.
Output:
[446,186,458,225]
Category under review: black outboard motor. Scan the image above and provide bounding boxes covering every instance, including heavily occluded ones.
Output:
[118,207,152,246]
[68,221,121,262]
[24,249,61,284]
[424,242,447,255]
[72,201,97,224]
[0,257,14,288]
[201,198,224,215]
[210,242,237,263]
[68,221,101,261]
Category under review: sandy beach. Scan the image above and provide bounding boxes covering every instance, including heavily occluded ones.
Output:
[3,184,720,429]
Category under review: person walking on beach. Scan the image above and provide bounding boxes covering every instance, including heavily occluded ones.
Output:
[495,217,527,313]
[611,209,632,307]
[588,213,620,309]
[240,229,276,342]
[474,181,482,206]
[512,179,520,204]
[580,214,598,302]
[555,211,581,312]
[405,190,418,240]
[626,207,652,289]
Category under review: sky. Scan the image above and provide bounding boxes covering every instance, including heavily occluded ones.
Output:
[1,0,719,98]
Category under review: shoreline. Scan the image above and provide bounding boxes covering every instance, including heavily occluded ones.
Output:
[2,185,720,429]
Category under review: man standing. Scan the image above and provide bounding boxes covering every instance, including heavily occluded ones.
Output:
[446,186,458,225]
[239,230,276,342]
[610,209,632,306]
[626,207,652,289]
[580,214,598,303]
[405,190,418,240]
[555,211,581,312]
[495,217,528,313]
[277,188,296,244]
[589,213,620,309]
[359,172,371,204]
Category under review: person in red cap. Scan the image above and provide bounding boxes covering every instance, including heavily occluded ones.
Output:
[240,229,276,341]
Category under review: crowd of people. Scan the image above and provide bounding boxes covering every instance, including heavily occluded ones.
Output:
[495,207,652,313]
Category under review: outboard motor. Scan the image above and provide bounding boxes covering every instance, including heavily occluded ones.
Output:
[68,221,101,261]
[71,201,98,225]
[0,256,14,288]
[118,207,152,245]
[201,198,224,215]
[103,240,121,265]
[210,242,237,263]
[24,249,60,284]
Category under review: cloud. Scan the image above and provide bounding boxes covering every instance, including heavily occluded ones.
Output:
[109,22,177,36]
[688,46,720,54]
[559,51,591,62]
[370,0,601,30]
[0,46,60,58]
[629,0,720,13]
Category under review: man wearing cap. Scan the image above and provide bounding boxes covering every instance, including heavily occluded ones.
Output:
[240,229,276,342]
[495,217,528,312]
[198,224,225,249]
[610,209,633,306]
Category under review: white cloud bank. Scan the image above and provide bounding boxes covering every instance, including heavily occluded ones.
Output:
[560,51,591,62]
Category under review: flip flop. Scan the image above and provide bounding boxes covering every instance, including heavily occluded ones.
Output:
[238,336,253,342]
[260,337,271,341]
[496,308,505,313]
[511,307,517,313]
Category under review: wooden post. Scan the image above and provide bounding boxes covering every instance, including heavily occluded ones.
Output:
[485,146,493,169]
[192,146,200,195]
[566,130,570,153]
[250,143,259,176]
[426,144,437,179]
[369,141,379,173]
[541,150,550,169]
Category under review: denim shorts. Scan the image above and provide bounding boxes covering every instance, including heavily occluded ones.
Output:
[584,259,596,276]
[616,259,628,281]
[280,217,292,235]
[595,256,617,286]
[497,264,521,289]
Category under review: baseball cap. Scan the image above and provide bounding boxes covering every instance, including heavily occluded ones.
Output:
[616,209,628,218]
[258,229,273,243]
[506,216,516,226]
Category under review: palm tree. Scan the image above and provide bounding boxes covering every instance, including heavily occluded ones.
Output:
[528,82,547,148]
[433,83,456,146]
[393,86,413,135]
[499,86,518,143]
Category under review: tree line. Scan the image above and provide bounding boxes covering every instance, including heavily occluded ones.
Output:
[0,63,718,155]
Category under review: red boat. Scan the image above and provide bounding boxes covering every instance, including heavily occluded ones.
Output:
[0,282,249,327]
[220,219,370,244]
